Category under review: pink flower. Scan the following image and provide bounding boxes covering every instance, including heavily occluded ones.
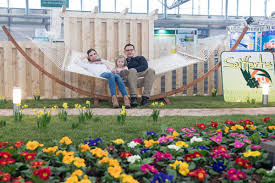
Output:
[228,173,240,181]
[217,131,222,137]
[269,135,275,138]
[234,140,245,148]
[261,138,270,142]
[133,138,143,144]
[141,164,158,174]
[182,127,196,133]
[158,136,168,143]
[227,168,236,175]
[186,133,195,137]
[153,152,172,162]
[230,133,239,137]
[164,128,175,132]
[250,144,261,150]
[236,170,247,179]
[210,136,222,143]
[166,136,173,142]
[243,139,251,143]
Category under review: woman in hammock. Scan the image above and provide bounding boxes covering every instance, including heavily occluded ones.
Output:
[77,48,130,108]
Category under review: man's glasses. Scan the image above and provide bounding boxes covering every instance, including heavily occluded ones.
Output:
[125,49,134,52]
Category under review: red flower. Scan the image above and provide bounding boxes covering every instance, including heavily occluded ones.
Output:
[0,172,11,182]
[120,152,132,158]
[184,154,193,162]
[196,124,206,129]
[30,161,45,169]
[0,152,12,159]
[244,160,252,169]
[14,141,24,147]
[0,142,10,148]
[188,168,207,182]
[192,152,203,158]
[235,157,244,166]
[211,121,218,128]
[225,120,236,125]
[33,167,51,181]
[25,152,37,161]
[261,117,270,122]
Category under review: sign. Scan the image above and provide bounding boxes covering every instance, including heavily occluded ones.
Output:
[41,0,69,8]
[221,52,275,102]
[262,30,275,52]
[230,32,256,51]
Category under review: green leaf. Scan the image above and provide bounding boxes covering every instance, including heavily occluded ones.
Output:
[188,162,196,170]
[141,158,154,164]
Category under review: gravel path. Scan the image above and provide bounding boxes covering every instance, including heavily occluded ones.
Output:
[0,107,275,116]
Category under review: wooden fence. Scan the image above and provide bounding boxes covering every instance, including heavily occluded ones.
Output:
[0,40,224,100]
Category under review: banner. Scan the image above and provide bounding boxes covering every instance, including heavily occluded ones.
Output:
[230,32,256,51]
[41,0,69,8]
[221,52,275,102]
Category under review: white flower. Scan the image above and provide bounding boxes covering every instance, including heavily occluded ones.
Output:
[167,144,181,151]
[267,166,275,173]
[127,155,141,164]
[127,141,138,148]
[190,136,203,144]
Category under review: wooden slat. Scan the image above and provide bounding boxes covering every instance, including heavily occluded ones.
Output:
[118,19,126,55]
[31,47,40,98]
[17,45,27,99]
[148,18,154,60]
[82,18,92,52]
[4,44,12,98]
[186,64,194,96]
[39,50,45,98]
[0,47,4,97]
[130,21,138,54]
[106,19,115,61]
[141,20,149,60]
[175,68,183,96]
[197,61,204,95]
[165,71,172,93]
[217,47,224,95]
[208,53,215,95]
[152,75,161,96]
[64,17,72,98]
[43,54,53,98]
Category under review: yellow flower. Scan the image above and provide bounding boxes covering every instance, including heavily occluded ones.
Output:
[108,166,123,178]
[169,160,182,170]
[113,139,125,144]
[243,150,261,157]
[122,105,125,110]
[34,91,40,95]
[74,157,86,168]
[155,102,158,105]
[47,111,51,115]
[82,107,86,110]
[26,141,44,151]
[38,110,43,116]
[86,100,90,105]
[172,131,179,138]
[31,109,36,113]
[63,102,68,109]
[268,126,275,130]
[98,157,110,164]
[23,104,28,108]
[64,175,78,183]
[72,169,83,177]
[80,144,90,152]
[42,146,58,154]
[160,102,165,106]
[63,155,75,164]
[59,136,72,145]
[151,102,155,106]
[176,141,188,148]
[19,109,23,113]
[16,103,21,106]
[75,104,79,108]
[121,174,139,183]
[51,107,56,111]
[90,148,108,158]
[108,158,120,167]
[224,126,229,133]
[0,96,4,99]
[178,162,189,176]
[79,175,92,183]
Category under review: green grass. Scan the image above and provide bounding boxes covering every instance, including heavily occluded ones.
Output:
[0,96,275,109]
[0,114,274,146]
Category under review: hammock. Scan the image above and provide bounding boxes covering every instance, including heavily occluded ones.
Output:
[2,25,248,104]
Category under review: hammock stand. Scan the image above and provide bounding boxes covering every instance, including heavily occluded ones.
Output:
[2,25,248,105]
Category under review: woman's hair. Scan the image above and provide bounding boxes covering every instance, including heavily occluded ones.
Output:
[87,48,97,61]
[115,55,127,67]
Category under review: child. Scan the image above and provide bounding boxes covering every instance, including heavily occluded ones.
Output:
[112,55,129,82]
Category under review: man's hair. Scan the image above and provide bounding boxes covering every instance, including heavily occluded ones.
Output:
[124,43,135,50]
[115,55,127,67]
[87,48,97,55]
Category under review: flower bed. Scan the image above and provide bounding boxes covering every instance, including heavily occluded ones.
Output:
[0,117,275,183]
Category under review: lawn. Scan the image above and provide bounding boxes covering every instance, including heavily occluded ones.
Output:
[0,96,275,109]
[0,114,274,146]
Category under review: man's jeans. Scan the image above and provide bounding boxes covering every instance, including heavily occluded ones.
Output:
[126,68,155,98]
[100,72,128,96]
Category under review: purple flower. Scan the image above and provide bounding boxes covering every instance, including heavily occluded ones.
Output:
[147,131,157,137]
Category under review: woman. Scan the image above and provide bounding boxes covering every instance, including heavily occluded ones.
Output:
[77,48,130,108]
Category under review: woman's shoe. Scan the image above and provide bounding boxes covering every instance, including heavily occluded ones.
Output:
[112,96,119,108]
[123,96,131,108]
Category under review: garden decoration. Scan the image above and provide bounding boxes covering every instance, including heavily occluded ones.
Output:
[0,117,274,182]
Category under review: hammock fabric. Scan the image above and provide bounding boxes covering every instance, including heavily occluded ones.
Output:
[2,25,248,104]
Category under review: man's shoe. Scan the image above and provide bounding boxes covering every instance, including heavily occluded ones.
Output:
[141,96,149,106]
[130,97,138,107]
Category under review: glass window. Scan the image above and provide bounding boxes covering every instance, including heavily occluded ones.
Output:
[238,0,250,16]
[29,0,41,9]
[9,0,26,8]
[116,0,130,12]
[251,0,264,16]
[228,0,237,16]
[82,0,98,11]
[179,0,192,15]
[132,0,147,13]
[209,0,223,15]
[267,0,275,17]
[0,0,8,8]
[67,0,81,10]
[149,0,163,14]
[166,0,177,14]
[101,0,115,12]
[193,0,208,15]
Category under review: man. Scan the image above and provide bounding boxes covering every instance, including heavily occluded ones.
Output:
[124,43,155,107]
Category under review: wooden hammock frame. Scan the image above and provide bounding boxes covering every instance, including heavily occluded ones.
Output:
[2,25,248,105]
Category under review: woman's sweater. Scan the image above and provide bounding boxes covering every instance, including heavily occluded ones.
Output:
[76,60,110,77]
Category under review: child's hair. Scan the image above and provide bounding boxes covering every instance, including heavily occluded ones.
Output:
[115,55,127,67]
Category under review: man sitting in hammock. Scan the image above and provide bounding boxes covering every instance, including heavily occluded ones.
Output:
[124,43,156,107]
[77,48,131,108]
